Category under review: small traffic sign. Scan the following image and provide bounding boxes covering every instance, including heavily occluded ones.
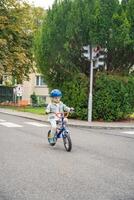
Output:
[16,85,23,97]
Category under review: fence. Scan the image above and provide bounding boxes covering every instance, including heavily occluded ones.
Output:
[0,86,14,102]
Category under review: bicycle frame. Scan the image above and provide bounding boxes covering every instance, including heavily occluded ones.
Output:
[48,112,72,151]
[55,112,69,139]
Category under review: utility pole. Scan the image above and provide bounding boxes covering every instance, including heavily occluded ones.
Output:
[82,44,93,122]
[88,44,93,122]
[82,44,105,122]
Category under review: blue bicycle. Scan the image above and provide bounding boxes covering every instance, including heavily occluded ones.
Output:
[47,112,72,152]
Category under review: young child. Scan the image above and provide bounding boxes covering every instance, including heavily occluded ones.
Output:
[46,89,74,144]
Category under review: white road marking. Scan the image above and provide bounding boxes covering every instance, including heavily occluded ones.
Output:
[0,119,6,122]
[0,122,22,127]
[24,122,49,127]
[122,131,134,135]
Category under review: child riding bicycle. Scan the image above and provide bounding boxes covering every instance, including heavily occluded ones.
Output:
[46,89,74,144]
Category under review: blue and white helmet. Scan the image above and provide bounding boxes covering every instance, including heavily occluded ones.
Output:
[50,89,62,97]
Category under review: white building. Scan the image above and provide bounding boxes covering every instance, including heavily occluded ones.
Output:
[22,73,50,105]
[0,72,50,105]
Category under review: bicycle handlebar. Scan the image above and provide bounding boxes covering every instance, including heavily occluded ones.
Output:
[55,112,69,118]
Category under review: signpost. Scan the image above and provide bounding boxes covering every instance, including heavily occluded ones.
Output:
[14,85,23,105]
[82,45,106,122]
[88,44,93,122]
[16,84,23,97]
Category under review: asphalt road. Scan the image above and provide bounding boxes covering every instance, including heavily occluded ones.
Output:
[0,113,134,200]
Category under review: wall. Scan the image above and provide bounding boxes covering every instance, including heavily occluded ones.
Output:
[22,73,50,104]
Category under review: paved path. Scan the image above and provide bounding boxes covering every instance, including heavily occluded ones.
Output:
[0,108,134,129]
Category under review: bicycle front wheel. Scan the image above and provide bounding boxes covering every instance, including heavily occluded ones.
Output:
[63,133,72,152]
[48,130,56,146]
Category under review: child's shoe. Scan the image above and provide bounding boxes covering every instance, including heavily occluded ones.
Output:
[48,132,56,144]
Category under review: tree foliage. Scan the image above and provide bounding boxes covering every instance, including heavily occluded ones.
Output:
[35,0,134,86]
[0,0,45,83]
[34,0,134,120]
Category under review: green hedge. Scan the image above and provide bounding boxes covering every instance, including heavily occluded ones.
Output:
[57,73,134,121]
[61,73,88,120]
[93,73,134,121]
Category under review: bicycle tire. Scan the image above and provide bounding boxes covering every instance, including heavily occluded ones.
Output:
[47,130,56,146]
[63,133,72,152]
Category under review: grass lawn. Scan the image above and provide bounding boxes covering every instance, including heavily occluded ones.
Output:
[21,106,45,115]
[0,105,45,115]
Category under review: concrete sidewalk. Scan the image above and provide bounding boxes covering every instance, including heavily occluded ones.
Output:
[0,108,134,130]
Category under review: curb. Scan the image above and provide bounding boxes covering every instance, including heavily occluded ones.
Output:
[0,109,134,130]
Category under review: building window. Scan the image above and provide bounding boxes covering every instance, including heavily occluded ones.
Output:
[36,76,46,86]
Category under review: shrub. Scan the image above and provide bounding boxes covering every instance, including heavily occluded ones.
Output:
[61,73,88,120]
[49,72,133,121]
[93,73,134,121]
[30,92,38,106]
[126,76,134,111]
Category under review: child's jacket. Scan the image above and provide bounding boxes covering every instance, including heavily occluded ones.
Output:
[46,101,70,120]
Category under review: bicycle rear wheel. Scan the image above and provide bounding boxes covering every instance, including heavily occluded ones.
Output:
[63,133,72,152]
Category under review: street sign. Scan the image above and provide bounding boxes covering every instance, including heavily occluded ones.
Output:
[82,45,90,60]
[81,44,107,122]
[16,85,23,97]
[92,46,100,59]
[93,48,106,69]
